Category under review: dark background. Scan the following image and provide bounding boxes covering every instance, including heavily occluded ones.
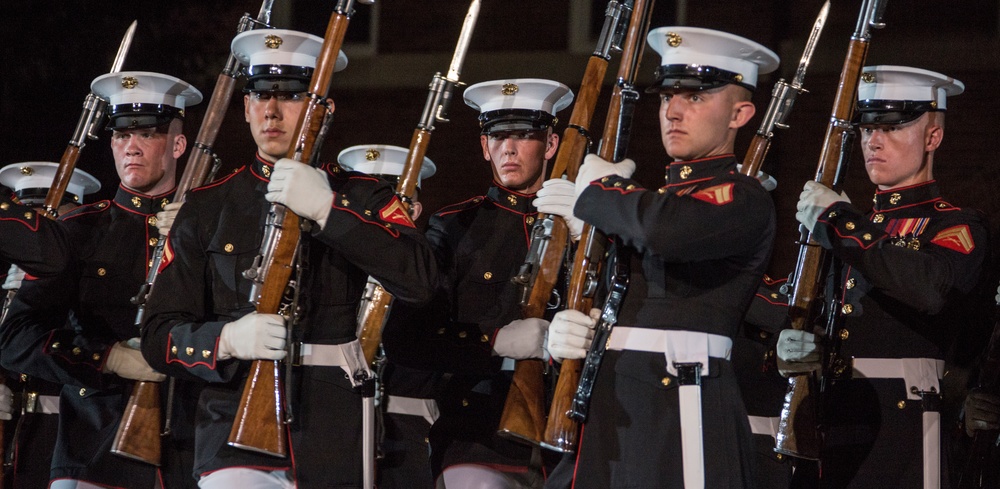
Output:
[2,0,998,279]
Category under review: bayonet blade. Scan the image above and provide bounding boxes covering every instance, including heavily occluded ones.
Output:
[446,0,481,82]
[791,0,829,89]
[110,20,138,74]
[257,0,275,25]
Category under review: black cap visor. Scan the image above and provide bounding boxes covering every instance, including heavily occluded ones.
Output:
[856,99,938,125]
[647,64,754,93]
[244,65,314,93]
[479,109,556,135]
[107,103,183,131]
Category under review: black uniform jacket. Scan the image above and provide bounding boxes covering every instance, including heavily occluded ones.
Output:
[802,180,989,488]
[0,185,73,276]
[0,184,190,488]
[140,154,438,486]
[570,154,776,488]
[382,182,542,475]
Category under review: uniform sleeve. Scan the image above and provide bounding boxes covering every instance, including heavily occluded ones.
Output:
[0,266,122,389]
[812,201,988,314]
[574,175,775,262]
[310,176,439,305]
[0,194,72,276]
[140,201,239,384]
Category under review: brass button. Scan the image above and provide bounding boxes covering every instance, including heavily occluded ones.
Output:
[132,196,142,208]
[0,203,8,210]
[828,211,838,219]
[72,347,82,355]
[149,237,159,246]
[92,353,101,361]
[657,188,667,194]
[186,347,194,356]
[20,374,27,382]
[626,184,636,190]
[872,214,884,223]
[759,331,768,340]
[862,233,872,241]
[262,166,271,178]
[480,334,489,343]
[171,346,178,355]
[613,182,622,187]
[507,195,517,206]
[51,342,61,350]
[224,243,234,253]
[461,399,469,407]
[385,223,392,229]
[202,350,211,358]
[661,377,671,386]
[147,216,158,226]
[845,222,855,231]
[458,331,467,339]
[341,198,350,206]
[839,329,850,340]
[364,210,372,216]
[525,216,535,225]
[846,278,856,289]
[776,453,783,461]
[483,272,493,280]
[770,293,778,299]
[79,388,87,397]
[889,193,901,205]
[841,304,853,315]
[97,268,107,276]
[24,212,32,219]
[436,328,446,335]
[897,400,906,409]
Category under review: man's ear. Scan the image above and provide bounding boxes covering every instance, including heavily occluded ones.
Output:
[544,132,559,160]
[730,100,756,129]
[172,133,187,159]
[480,135,491,161]
[925,124,943,152]
[244,94,252,122]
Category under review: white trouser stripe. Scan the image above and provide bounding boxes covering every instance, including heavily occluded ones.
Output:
[679,384,705,489]
[923,410,940,489]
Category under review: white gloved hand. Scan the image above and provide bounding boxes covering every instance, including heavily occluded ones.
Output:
[534,178,585,241]
[575,154,637,198]
[218,313,287,361]
[3,264,24,290]
[965,390,1000,437]
[775,329,823,377]
[106,339,167,382]
[493,318,549,360]
[265,158,334,229]
[795,181,851,234]
[156,202,184,237]
[0,383,13,421]
[546,308,599,362]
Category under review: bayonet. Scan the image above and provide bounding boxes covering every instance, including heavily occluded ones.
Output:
[446,0,480,82]
[791,0,829,91]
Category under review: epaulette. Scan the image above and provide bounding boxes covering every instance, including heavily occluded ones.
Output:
[434,196,486,218]
[191,166,245,193]
[58,200,112,221]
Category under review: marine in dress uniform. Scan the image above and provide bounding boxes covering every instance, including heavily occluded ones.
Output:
[138,29,438,489]
[782,66,989,489]
[0,163,100,277]
[338,144,443,489]
[544,26,780,489]
[0,71,203,489]
[0,163,99,489]
[381,78,573,489]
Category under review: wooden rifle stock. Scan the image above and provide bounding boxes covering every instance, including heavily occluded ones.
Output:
[356,0,480,366]
[118,5,274,464]
[515,0,653,452]
[229,3,356,456]
[775,0,887,461]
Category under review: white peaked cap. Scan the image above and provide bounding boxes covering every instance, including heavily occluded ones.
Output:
[338,145,436,187]
[646,26,779,90]
[0,162,101,205]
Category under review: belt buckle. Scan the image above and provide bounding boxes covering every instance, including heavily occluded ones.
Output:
[916,386,941,412]
[289,342,303,367]
[674,362,703,386]
[23,391,38,414]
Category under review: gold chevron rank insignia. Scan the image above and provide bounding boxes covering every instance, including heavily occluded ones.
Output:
[158,238,175,273]
[930,225,975,254]
[379,199,415,228]
[691,183,734,205]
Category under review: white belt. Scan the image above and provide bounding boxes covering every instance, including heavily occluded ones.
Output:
[852,357,943,489]
[748,415,779,440]
[607,327,732,377]
[385,395,440,425]
[851,358,944,401]
[296,340,372,388]
[26,393,59,414]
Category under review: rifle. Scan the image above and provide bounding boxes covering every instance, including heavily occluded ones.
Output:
[356,0,481,367]
[228,0,364,458]
[497,0,636,446]
[957,287,1000,489]
[775,0,888,461]
[535,0,654,453]
[740,0,829,180]
[114,2,275,466]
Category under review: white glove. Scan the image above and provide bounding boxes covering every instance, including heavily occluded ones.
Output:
[965,390,1000,437]
[106,339,167,382]
[775,329,822,377]
[218,313,287,361]
[156,202,184,237]
[546,308,599,362]
[575,154,637,198]
[0,383,13,421]
[265,158,334,229]
[3,264,24,290]
[795,181,851,234]
[493,318,549,360]
[534,178,585,241]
